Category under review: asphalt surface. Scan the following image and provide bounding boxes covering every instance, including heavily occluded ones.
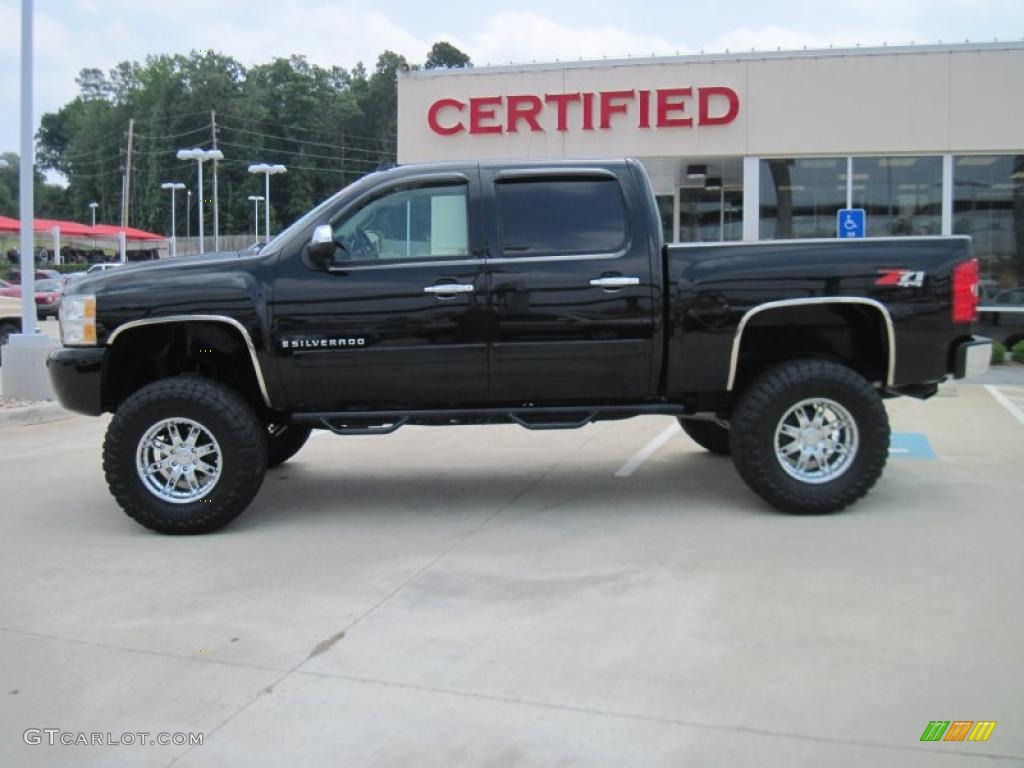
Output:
[1,382,1022,767]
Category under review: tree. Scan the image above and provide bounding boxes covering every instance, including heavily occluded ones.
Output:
[425,42,472,70]
[0,152,72,219]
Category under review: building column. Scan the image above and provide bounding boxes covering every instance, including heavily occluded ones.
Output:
[742,156,759,241]
[672,186,680,242]
[941,154,953,236]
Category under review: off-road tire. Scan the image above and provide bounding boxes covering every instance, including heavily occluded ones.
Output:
[679,418,731,456]
[103,375,267,534]
[267,425,312,468]
[730,360,889,515]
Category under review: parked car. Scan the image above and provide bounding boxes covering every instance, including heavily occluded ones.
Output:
[85,263,123,275]
[0,294,22,364]
[0,278,64,319]
[4,268,61,284]
[48,158,990,534]
[33,279,63,318]
[978,285,1024,349]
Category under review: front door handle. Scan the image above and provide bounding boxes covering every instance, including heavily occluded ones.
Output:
[424,283,474,296]
[589,276,640,289]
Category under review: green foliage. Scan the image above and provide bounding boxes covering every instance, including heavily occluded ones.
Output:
[1011,340,1024,364]
[0,151,73,220]
[25,41,472,237]
[425,42,473,70]
[991,340,1006,364]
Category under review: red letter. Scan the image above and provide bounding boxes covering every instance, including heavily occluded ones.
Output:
[656,88,692,127]
[427,98,465,135]
[543,93,580,131]
[469,96,503,134]
[506,95,544,133]
[599,90,634,129]
[582,92,595,130]
[699,87,740,125]
[638,90,651,128]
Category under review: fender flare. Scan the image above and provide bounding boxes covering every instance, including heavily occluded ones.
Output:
[106,314,273,408]
[726,297,896,391]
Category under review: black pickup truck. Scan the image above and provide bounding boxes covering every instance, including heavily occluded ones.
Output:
[48,159,990,534]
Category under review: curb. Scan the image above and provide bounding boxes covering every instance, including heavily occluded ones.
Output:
[0,402,72,428]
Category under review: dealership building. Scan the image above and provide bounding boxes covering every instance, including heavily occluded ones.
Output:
[397,41,1024,299]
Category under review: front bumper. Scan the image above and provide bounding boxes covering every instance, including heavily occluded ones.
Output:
[47,346,106,416]
[953,336,991,380]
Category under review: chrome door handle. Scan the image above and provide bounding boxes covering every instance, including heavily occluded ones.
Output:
[424,283,474,296]
[589,276,640,288]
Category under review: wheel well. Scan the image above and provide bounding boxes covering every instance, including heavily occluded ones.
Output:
[731,304,890,392]
[103,322,265,413]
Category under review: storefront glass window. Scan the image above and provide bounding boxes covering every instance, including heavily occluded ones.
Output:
[851,156,942,237]
[678,157,742,243]
[953,155,1024,303]
[759,158,846,239]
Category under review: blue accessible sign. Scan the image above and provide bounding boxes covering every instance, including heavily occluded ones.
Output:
[837,208,866,238]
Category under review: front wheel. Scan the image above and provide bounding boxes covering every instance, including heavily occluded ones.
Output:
[103,376,268,534]
[730,360,889,515]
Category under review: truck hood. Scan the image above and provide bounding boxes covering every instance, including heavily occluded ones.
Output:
[67,251,259,297]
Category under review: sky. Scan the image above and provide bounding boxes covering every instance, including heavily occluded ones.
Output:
[0,0,1021,159]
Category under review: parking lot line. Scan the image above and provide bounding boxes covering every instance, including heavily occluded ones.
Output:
[614,422,681,477]
[984,384,1024,427]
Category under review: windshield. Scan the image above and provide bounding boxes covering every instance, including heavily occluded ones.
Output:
[36,280,62,291]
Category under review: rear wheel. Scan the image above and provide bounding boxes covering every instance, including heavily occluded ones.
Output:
[730,360,889,515]
[103,375,267,534]
[679,418,731,456]
[266,424,312,468]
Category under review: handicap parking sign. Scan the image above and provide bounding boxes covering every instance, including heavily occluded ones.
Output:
[837,208,866,239]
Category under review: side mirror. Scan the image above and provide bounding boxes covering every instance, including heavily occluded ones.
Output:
[308,224,336,268]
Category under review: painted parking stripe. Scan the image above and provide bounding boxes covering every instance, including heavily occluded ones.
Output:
[615,422,681,477]
[888,432,936,460]
[985,385,1024,427]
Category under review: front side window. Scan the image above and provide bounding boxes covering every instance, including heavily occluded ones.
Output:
[496,177,628,257]
[331,182,469,264]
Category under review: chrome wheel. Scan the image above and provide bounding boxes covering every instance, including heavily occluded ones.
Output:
[135,417,222,504]
[774,397,859,485]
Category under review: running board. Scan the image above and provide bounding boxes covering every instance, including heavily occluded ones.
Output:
[292,404,692,435]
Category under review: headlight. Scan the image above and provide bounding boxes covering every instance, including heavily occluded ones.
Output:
[60,295,97,345]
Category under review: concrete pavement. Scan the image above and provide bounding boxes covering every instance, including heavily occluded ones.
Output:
[1,384,1022,767]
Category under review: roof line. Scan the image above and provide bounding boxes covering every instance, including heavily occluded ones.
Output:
[400,40,1024,79]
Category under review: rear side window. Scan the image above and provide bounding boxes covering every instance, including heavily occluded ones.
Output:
[496,177,628,257]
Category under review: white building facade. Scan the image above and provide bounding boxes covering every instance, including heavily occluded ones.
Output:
[397,42,1024,297]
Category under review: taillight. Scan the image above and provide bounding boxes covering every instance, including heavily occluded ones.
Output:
[951,258,979,324]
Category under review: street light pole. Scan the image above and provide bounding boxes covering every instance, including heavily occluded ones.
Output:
[88,201,98,227]
[248,164,286,242]
[186,189,192,243]
[18,0,36,335]
[177,148,224,254]
[247,195,264,242]
[161,182,185,258]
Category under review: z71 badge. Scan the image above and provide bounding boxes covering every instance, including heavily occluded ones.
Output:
[876,269,926,288]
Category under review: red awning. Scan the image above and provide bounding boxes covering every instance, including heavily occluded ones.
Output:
[0,216,165,241]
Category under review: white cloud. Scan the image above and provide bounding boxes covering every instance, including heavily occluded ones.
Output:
[454,12,686,66]
[707,25,918,54]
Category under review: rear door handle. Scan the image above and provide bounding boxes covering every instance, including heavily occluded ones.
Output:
[424,283,474,296]
[589,276,640,289]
